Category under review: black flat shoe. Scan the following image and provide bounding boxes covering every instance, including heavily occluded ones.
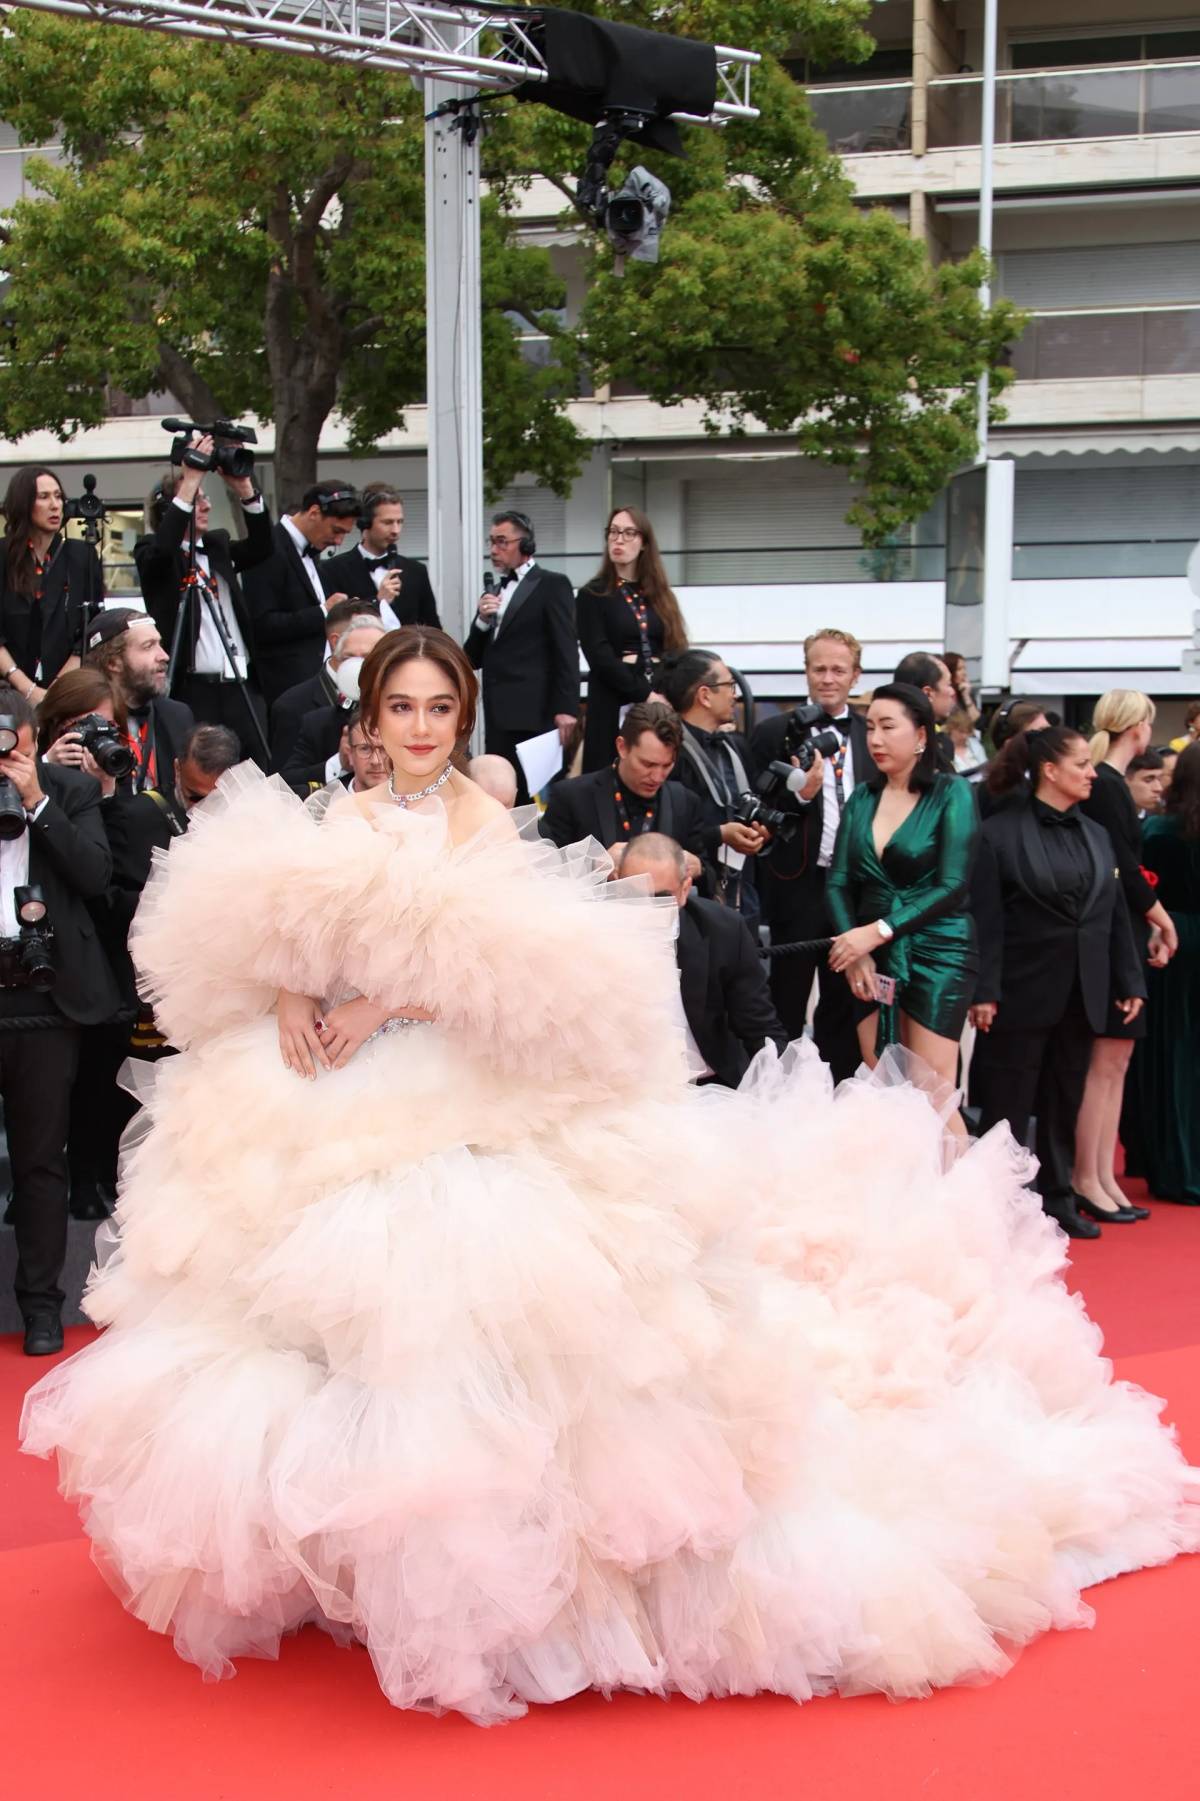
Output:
[23,1312,64,1356]
[1045,1203,1101,1240]
[1074,1195,1140,1225]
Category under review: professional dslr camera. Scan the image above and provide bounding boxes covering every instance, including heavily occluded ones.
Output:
[163,416,257,479]
[73,713,136,780]
[0,884,55,990]
[0,714,28,841]
[777,701,845,772]
[732,703,847,855]
[730,787,796,844]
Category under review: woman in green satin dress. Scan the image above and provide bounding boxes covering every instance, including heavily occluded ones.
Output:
[1124,741,1200,1202]
[826,683,979,1129]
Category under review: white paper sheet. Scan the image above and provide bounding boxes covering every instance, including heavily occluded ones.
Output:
[516,728,564,798]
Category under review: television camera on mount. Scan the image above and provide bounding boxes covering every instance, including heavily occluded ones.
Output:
[164,416,257,479]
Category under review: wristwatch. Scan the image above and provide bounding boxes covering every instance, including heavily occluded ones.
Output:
[876,918,895,943]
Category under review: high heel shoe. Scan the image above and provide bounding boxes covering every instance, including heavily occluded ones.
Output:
[1074,1193,1140,1225]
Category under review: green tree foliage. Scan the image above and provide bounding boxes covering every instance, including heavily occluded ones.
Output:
[0,3,1020,530]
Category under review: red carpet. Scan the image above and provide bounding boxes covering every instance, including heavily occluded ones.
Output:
[4,1179,1197,1801]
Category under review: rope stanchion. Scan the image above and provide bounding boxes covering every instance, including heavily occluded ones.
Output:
[759,936,833,959]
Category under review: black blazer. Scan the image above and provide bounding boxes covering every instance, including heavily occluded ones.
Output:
[242,522,329,705]
[25,762,123,1025]
[133,695,195,796]
[576,583,667,773]
[678,895,787,1088]
[539,767,718,875]
[464,565,579,734]
[319,546,441,629]
[133,501,274,677]
[281,703,347,794]
[0,536,103,686]
[971,800,1145,1035]
[269,665,340,772]
[748,707,878,925]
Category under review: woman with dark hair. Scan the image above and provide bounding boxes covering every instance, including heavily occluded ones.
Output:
[1124,740,1200,1203]
[970,726,1146,1239]
[0,465,103,704]
[577,506,688,772]
[826,682,979,1114]
[23,639,1199,1724]
[1070,691,1178,1222]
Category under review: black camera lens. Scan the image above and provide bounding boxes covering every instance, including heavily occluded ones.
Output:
[605,195,646,236]
[18,932,55,990]
[0,777,26,840]
[214,443,256,480]
[75,715,136,780]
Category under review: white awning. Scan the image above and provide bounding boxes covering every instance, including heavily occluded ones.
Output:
[992,430,1200,459]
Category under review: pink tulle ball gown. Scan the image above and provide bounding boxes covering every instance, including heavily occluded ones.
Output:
[20,768,1200,1724]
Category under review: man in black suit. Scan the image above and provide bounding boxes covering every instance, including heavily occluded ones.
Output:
[134,437,274,762]
[242,481,360,707]
[279,613,386,793]
[464,509,578,804]
[969,790,1146,1238]
[660,647,770,918]
[621,833,788,1087]
[749,629,877,1082]
[268,597,377,772]
[0,685,123,1354]
[318,484,440,630]
[893,651,958,775]
[539,702,717,888]
[84,608,194,799]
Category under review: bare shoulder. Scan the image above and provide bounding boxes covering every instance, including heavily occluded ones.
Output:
[444,772,513,845]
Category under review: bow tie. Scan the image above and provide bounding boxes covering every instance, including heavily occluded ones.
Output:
[363,553,392,567]
[301,543,320,562]
[498,570,519,589]
[1039,807,1081,830]
[820,712,851,733]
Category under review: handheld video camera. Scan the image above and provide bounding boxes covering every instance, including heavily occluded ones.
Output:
[163,416,257,480]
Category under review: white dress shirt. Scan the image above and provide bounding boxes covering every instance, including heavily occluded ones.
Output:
[0,796,49,936]
[358,543,402,633]
[281,514,328,607]
[171,497,258,679]
[489,559,536,634]
[817,726,855,869]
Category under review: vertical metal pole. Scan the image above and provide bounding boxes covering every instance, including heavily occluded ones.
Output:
[424,40,484,651]
[975,0,997,463]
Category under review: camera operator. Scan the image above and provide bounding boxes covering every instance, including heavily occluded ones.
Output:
[280,613,387,794]
[538,700,716,889]
[134,434,273,762]
[0,682,122,1355]
[0,465,104,705]
[659,648,768,918]
[243,482,360,707]
[318,483,440,630]
[621,832,787,1088]
[749,628,877,1082]
[269,597,378,770]
[84,608,194,797]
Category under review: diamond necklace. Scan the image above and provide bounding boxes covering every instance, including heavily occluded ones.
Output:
[387,761,455,808]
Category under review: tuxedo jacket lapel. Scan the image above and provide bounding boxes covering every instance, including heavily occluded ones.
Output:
[497,566,541,636]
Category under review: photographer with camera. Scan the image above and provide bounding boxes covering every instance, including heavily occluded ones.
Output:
[243,482,360,707]
[84,608,194,799]
[0,465,105,706]
[318,483,441,631]
[659,648,768,918]
[749,629,878,1082]
[135,431,273,763]
[0,681,122,1353]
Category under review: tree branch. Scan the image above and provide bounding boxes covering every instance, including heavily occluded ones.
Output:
[346,313,385,347]
[156,341,223,420]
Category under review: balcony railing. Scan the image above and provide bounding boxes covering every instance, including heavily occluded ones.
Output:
[807,58,1200,155]
[1008,306,1200,381]
[1012,539,1194,579]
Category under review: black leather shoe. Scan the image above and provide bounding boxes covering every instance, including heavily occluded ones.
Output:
[69,1180,114,1222]
[1075,1194,1140,1225]
[1123,1199,1151,1220]
[23,1311,64,1356]
[1045,1202,1101,1240]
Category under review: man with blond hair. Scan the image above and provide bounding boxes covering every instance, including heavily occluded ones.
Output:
[750,627,877,1080]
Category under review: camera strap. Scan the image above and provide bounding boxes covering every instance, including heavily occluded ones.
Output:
[679,730,748,812]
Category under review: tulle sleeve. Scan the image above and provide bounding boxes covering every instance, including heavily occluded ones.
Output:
[131,765,689,1094]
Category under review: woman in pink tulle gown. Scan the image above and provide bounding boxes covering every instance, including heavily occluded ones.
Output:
[21,628,1199,1725]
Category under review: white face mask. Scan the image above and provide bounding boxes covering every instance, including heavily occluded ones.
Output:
[335,656,364,705]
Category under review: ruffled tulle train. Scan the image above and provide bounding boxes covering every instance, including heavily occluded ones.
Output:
[19,769,1200,1723]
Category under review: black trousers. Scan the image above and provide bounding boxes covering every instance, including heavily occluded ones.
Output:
[176,671,269,769]
[67,1022,137,1194]
[972,984,1094,1205]
[483,723,544,806]
[766,868,860,1084]
[0,1019,80,1316]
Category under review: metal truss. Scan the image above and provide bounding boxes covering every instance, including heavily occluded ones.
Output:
[4,1,759,121]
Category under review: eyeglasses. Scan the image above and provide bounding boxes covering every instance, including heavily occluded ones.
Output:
[607,527,642,541]
[705,679,738,691]
[488,534,520,547]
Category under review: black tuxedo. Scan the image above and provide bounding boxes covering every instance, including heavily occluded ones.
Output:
[134,500,273,757]
[465,565,579,803]
[281,704,347,794]
[677,896,787,1088]
[319,545,441,629]
[748,705,878,1080]
[269,665,340,772]
[970,799,1144,1207]
[0,536,103,686]
[539,767,718,885]
[1,763,123,1318]
[243,522,330,706]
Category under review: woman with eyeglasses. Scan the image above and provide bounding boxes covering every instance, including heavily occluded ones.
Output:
[577,507,688,773]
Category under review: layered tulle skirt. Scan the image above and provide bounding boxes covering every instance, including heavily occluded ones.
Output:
[21,1022,1200,1723]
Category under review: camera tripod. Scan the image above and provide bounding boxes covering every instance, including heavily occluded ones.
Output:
[166,511,271,767]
